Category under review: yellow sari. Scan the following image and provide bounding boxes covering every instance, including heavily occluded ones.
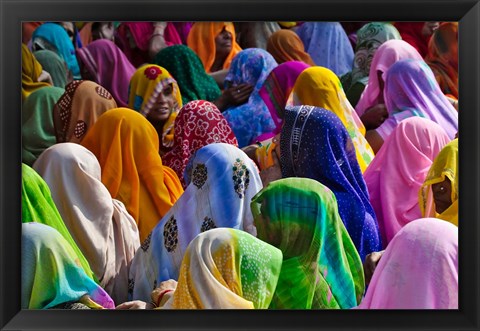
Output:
[22,44,50,101]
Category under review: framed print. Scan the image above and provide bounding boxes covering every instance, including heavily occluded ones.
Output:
[1,0,479,330]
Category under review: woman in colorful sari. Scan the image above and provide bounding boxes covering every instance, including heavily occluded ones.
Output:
[419,139,458,226]
[33,49,70,89]
[366,59,458,153]
[393,22,439,58]
[21,163,94,280]
[340,22,401,108]
[356,218,458,309]
[363,117,451,247]
[222,48,278,148]
[290,66,374,172]
[76,39,136,107]
[22,86,64,166]
[22,44,51,102]
[128,143,263,302]
[280,106,382,261]
[162,100,238,189]
[33,143,141,305]
[294,22,354,77]
[128,64,183,155]
[81,108,184,242]
[266,29,315,66]
[53,80,118,144]
[251,177,365,309]
[22,222,115,309]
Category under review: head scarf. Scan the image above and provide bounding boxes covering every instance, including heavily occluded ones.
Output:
[235,22,281,49]
[165,228,283,309]
[251,177,365,309]
[280,106,382,261]
[162,100,238,188]
[76,39,136,107]
[128,64,183,150]
[290,66,374,172]
[186,22,242,73]
[33,143,141,304]
[363,117,451,247]
[222,48,278,147]
[266,29,315,66]
[379,59,458,140]
[394,22,431,57]
[21,163,94,280]
[32,23,81,79]
[80,108,184,242]
[53,80,118,144]
[22,44,51,101]
[33,49,69,89]
[295,22,354,76]
[22,86,64,166]
[355,39,423,116]
[357,218,458,309]
[128,143,263,302]
[22,222,115,309]
[153,45,222,105]
[419,139,458,226]
[258,61,311,135]
[425,22,458,99]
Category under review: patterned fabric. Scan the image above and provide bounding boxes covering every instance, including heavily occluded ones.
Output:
[186,22,242,73]
[162,100,238,188]
[80,108,184,242]
[355,39,423,117]
[53,80,118,144]
[153,45,221,105]
[76,39,136,107]
[222,48,278,148]
[379,59,458,141]
[33,50,69,89]
[33,143,141,304]
[22,86,64,166]
[128,143,263,302]
[363,117,450,247]
[128,64,183,150]
[425,22,458,99]
[22,222,115,309]
[251,177,365,309]
[22,44,51,101]
[165,228,283,309]
[290,66,374,173]
[280,106,382,261]
[295,22,354,76]
[357,218,458,309]
[32,23,81,79]
[21,164,95,281]
[266,29,315,66]
[419,139,458,226]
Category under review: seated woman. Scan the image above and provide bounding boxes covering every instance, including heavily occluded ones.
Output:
[80,108,184,242]
[363,117,450,247]
[22,222,115,309]
[251,177,365,309]
[76,39,136,107]
[53,80,118,143]
[33,50,70,89]
[128,64,183,155]
[22,43,52,102]
[266,29,315,65]
[128,143,263,302]
[357,218,458,309]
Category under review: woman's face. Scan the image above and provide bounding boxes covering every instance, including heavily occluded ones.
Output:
[59,22,75,43]
[377,70,385,103]
[432,178,453,214]
[215,28,233,55]
[147,84,176,123]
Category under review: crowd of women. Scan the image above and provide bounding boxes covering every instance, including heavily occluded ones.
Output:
[21,20,459,310]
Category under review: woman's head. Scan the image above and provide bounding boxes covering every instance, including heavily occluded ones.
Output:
[215,27,233,58]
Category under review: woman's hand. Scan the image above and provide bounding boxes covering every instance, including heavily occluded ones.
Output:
[259,146,282,187]
[363,250,385,285]
[360,103,388,131]
[214,83,254,111]
[38,70,53,85]
[116,300,149,310]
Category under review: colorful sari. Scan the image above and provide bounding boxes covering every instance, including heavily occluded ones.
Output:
[80,108,184,242]
[419,139,458,226]
[266,29,315,66]
[222,48,278,148]
[33,143,141,304]
[22,44,51,101]
[357,218,458,309]
[280,106,382,261]
[153,45,222,105]
[164,228,283,309]
[33,50,69,89]
[128,143,263,302]
[162,100,238,188]
[251,177,365,309]
[394,22,431,57]
[22,222,115,309]
[53,80,118,143]
[363,117,450,247]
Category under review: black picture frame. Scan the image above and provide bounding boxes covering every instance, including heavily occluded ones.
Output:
[1,0,479,330]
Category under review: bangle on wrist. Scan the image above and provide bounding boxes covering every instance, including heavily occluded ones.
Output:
[150,33,164,40]
[155,289,174,307]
